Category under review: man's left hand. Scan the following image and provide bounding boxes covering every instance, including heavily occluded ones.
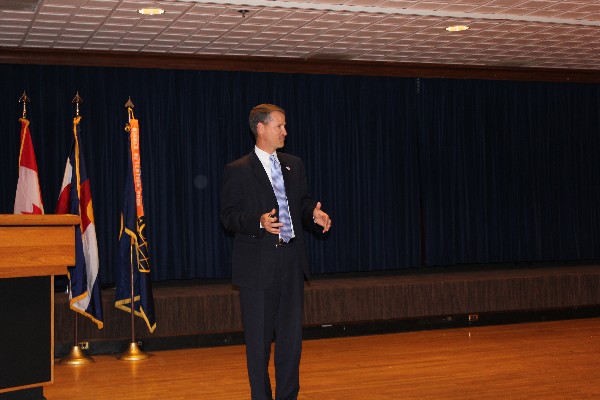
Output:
[313,202,332,233]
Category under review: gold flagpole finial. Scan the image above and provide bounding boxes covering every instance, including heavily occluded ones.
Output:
[19,91,30,119]
[125,97,135,122]
[72,91,83,117]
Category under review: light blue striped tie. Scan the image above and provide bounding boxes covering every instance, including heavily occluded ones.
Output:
[270,154,293,242]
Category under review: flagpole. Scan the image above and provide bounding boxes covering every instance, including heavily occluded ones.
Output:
[119,98,150,361]
[18,91,29,119]
[60,92,94,365]
[59,281,94,364]
[17,91,30,170]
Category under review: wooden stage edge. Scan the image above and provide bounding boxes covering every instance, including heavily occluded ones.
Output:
[54,261,600,357]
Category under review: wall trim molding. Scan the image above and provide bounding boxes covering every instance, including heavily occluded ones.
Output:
[2,48,600,83]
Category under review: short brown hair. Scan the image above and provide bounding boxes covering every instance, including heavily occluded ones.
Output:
[248,104,285,139]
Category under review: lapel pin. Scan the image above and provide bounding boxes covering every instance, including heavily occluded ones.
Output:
[286,166,291,170]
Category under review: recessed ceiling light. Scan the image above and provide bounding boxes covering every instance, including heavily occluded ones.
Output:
[138,8,165,16]
[446,25,469,32]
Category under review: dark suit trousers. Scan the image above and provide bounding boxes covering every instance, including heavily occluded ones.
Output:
[239,242,304,400]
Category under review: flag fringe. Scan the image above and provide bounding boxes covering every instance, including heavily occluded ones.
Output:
[69,298,104,330]
[18,118,29,167]
[115,297,156,333]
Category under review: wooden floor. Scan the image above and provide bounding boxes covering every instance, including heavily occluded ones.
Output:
[45,317,600,400]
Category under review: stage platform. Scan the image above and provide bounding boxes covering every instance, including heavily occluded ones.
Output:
[54,262,600,356]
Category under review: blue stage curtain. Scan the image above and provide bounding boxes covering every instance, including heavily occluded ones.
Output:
[282,74,422,273]
[2,64,600,283]
[0,65,421,283]
[418,78,600,265]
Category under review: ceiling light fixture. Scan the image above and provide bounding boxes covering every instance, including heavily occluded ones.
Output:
[138,8,165,16]
[446,25,469,32]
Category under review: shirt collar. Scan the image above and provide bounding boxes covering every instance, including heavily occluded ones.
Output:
[255,146,277,165]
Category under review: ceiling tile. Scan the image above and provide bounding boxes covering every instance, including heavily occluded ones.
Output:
[1,0,599,70]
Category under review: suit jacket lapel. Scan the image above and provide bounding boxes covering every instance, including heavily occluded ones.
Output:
[249,151,273,193]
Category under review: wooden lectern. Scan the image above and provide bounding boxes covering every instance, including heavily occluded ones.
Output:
[0,214,79,400]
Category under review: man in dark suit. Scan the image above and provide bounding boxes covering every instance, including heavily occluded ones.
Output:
[220,104,331,400]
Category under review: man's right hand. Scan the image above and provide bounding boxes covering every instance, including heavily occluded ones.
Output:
[261,208,283,234]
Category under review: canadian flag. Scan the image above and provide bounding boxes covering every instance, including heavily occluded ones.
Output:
[14,118,44,214]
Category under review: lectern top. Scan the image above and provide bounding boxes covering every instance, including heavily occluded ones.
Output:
[0,214,79,276]
[0,214,80,226]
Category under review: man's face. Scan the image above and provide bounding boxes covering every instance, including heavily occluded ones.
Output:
[257,111,287,153]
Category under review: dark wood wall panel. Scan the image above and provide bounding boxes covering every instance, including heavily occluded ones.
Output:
[2,48,600,82]
[54,263,600,354]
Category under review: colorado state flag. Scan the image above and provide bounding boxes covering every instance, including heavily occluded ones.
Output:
[56,116,103,329]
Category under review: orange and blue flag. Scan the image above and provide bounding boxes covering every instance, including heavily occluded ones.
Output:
[56,116,103,329]
[115,116,156,333]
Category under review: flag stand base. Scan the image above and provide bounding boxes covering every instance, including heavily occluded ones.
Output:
[59,345,94,365]
[118,342,151,361]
